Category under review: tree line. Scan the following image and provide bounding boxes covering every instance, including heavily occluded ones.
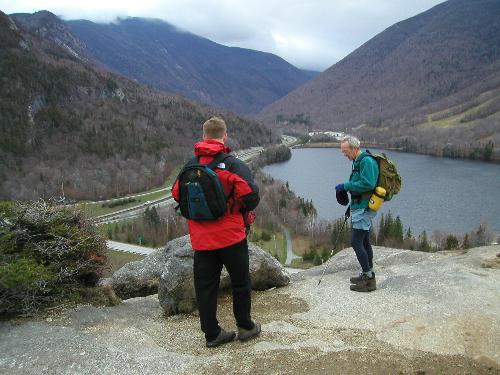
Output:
[0,16,278,201]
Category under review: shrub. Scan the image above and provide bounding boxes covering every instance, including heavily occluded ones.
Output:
[102,197,137,208]
[313,254,322,266]
[0,200,108,317]
[444,235,460,250]
[260,230,272,242]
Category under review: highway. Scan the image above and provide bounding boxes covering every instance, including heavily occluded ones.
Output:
[95,145,265,224]
[95,136,296,225]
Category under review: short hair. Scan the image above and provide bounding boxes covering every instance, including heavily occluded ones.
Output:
[203,116,227,139]
[341,135,360,149]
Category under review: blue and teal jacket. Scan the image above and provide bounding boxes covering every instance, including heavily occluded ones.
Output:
[344,151,379,210]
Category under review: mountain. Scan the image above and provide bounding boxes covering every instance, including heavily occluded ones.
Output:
[35,16,312,115]
[0,11,277,201]
[259,0,500,160]
[8,10,87,60]
[301,69,321,79]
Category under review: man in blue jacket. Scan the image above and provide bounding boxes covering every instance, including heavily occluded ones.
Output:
[335,136,379,292]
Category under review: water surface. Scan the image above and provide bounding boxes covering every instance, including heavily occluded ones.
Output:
[264,148,500,236]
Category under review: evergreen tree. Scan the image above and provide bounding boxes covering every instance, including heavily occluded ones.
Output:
[444,235,459,250]
[107,226,113,239]
[377,214,386,245]
[321,247,330,262]
[385,211,394,242]
[113,223,120,238]
[313,254,322,266]
[418,231,432,252]
[473,224,489,246]
[369,229,377,244]
[483,141,494,161]
[298,198,317,217]
[331,217,351,249]
[144,206,160,228]
[405,227,413,240]
[150,206,160,228]
[378,211,399,246]
[393,216,404,244]
[279,198,287,209]
[126,231,134,244]
[462,233,471,249]
[403,226,416,250]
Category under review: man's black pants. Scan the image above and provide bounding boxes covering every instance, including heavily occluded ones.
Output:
[351,229,374,273]
[193,239,253,341]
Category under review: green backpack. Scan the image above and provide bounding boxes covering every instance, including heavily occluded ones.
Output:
[365,150,402,201]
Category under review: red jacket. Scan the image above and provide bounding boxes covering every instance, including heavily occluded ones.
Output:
[172,140,260,250]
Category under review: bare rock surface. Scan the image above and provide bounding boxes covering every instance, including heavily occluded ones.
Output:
[1,245,499,374]
[101,235,290,302]
[157,236,291,315]
[99,249,167,299]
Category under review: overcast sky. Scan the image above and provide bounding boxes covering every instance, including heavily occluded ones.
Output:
[1,0,446,71]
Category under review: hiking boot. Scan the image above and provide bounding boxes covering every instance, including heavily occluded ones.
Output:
[350,271,375,284]
[350,273,376,292]
[237,322,261,342]
[206,329,236,348]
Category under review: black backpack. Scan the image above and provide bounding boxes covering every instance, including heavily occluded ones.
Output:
[176,153,231,221]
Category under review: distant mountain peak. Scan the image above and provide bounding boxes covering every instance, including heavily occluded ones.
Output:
[63,16,311,114]
[11,11,87,61]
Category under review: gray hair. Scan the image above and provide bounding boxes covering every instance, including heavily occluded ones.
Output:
[341,135,360,149]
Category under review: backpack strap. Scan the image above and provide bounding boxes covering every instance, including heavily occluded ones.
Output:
[198,152,232,170]
[350,150,378,202]
[350,152,370,179]
[208,153,238,210]
[363,149,380,187]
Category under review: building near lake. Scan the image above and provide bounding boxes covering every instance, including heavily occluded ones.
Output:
[308,131,344,140]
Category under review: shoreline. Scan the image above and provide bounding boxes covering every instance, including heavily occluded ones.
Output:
[264,142,500,239]
[294,141,400,151]
[293,142,500,163]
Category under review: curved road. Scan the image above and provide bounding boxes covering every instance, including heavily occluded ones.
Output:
[281,225,301,266]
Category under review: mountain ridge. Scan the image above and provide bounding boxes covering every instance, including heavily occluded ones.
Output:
[0,11,277,201]
[259,0,500,159]
[39,15,312,114]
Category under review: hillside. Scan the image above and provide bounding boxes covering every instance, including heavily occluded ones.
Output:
[0,11,277,201]
[1,243,498,373]
[259,0,500,160]
[10,14,313,115]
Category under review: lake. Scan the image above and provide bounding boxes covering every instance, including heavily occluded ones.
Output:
[263,148,500,237]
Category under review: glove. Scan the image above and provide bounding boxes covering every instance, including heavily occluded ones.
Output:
[243,211,255,237]
[335,184,345,192]
[243,211,255,226]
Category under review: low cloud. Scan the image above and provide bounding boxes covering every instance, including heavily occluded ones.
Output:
[1,0,445,71]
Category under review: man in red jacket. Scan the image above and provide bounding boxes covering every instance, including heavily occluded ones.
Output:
[172,116,261,348]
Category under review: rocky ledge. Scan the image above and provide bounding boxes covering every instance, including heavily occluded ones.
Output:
[1,245,499,374]
[100,235,290,314]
